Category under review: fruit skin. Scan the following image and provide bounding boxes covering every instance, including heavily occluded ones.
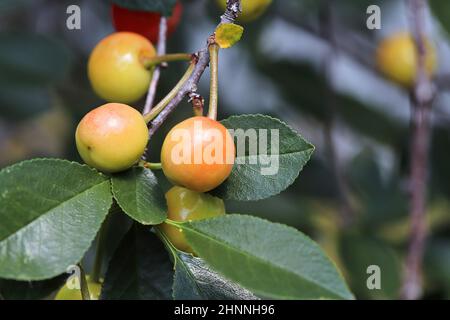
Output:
[161,116,235,192]
[55,276,102,300]
[112,2,183,44]
[159,186,225,253]
[88,32,156,103]
[76,103,149,173]
[216,0,272,22]
[376,32,437,87]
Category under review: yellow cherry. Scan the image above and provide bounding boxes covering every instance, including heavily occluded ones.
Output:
[88,32,156,103]
[159,186,226,253]
[376,32,437,87]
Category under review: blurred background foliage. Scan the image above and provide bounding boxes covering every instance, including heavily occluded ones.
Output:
[1,0,450,300]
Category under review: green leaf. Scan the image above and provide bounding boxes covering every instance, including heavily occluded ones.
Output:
[0,32,72,86]
[111,0,177,16]
[348,150,407,228]
[112,167,167,225]
[0,32,72,120]
[215,114,314,201]
[101,225,173,300]
[0,159,112,280]
[429,0,450,35]
[0,0,32,13]
[339,233,401,299]
[0,275,66,300]
[215,23,244,49]
[0,83,51,120]
[425,239,450,293]
[172,251,257,300]
[180,214,353,299]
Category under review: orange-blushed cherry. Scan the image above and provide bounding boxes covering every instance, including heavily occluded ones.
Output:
[159,186,225,253]
[76,103,148,173]
[88,32,156,103]
[161,116,235,193]
[112,2,183,44]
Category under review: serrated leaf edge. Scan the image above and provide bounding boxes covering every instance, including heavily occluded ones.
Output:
[183,214,353,300]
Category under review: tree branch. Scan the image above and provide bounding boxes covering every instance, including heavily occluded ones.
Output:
[319,1,355,227]
[401,0,436,300]
[148,0,241,138]
[148,48,210,137]
[143,17,168,115]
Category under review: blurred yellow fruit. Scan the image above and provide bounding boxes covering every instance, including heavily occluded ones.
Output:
[216,0,272,22]
[376,32,437,87]
[88,32,156,103]
[159,186,225,253]
[76,103,148,173]
[55,276,102,300]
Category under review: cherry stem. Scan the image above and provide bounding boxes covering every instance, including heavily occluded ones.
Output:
[143,62,196,124]
[91,213,111,284]
[141,161,162,170]
[143,53,192,69]
[164,219,183,228]
[207,43,220,120]
[142,17,167,116]
[78,263,91,300]
[190,92,205,117]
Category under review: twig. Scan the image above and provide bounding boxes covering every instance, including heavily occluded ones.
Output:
[143,17,168,115]
[143,61,196,123]
[148,0,241,138]
[401,0,436,300]
[142,53,192,68]
[320,1,354,227]
[91,213,111,284]
[189,92,205,116]
[141,161,162,170]
[148,49,209,137]
[78,263,91,300]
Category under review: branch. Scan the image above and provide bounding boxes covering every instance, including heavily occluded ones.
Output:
[78,263,91,300]
[143,17,168,115]
[401,0,436,300]
[148,48,210,137]
[148,0,241,138]
[319,1,355,227]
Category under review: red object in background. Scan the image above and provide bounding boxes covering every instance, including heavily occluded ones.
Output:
[112,2,183,44]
